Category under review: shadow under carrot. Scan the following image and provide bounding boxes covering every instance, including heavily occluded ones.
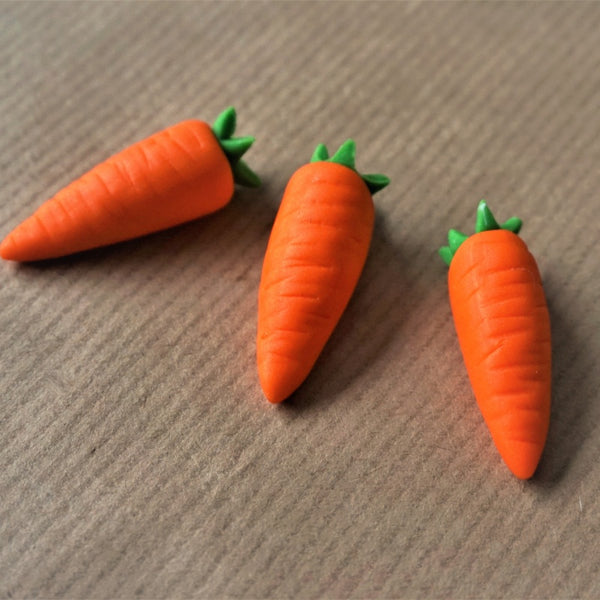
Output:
[532,273,597,486]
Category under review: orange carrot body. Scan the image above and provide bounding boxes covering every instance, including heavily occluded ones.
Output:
[448,229,551,479]
[1,107,259,262]
[257,161,375,403]
[1,121,230,261]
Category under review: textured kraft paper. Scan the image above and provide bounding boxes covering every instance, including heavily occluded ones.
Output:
[1,2,600,598]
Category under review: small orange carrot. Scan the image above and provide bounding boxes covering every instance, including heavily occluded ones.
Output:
[439,201,551,479]
[0,107,259,262]
[257,140,389,403]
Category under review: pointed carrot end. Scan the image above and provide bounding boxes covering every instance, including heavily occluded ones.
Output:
[499,440,545,480]
[0,228,48,262]
[259,370,296,404]
[263,389,288,404]
[0,233,19,261]
[258,352,309,404]
[0,217,65,262]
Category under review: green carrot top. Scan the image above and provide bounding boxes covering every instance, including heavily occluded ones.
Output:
[439,200,522,267]
[212,107,261,188]
[311,139,390,195]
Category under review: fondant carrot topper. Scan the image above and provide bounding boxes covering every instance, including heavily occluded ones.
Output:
[257,140,389,403]
[1,107,259,262]
[439,201,551,479]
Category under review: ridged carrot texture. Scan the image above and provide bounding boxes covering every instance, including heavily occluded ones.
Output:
[257,140,390,403]
[0,107,260,262]
[439,201,551,479]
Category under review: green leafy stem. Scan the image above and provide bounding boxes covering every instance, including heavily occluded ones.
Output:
[310,139,390,195]
[439,200,522,267]
[212,107,261,188]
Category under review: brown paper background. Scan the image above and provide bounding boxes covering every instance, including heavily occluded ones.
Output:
[1,2,599,598]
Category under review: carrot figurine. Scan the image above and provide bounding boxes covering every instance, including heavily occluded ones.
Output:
[439,201,551,479]
[0,107,260,261]
[257,140,389,403]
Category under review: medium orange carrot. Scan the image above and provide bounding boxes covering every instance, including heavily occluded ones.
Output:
[439,201,551,479]
[0,107,259,262]
[257,140,389,403]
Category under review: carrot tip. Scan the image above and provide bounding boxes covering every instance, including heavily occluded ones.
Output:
[0,234,17,261]
[500,441,544,480]
[260,377,294,404]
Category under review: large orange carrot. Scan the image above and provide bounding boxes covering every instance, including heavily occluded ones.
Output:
[257,140,389,403]
[0,107,259,262]
[439,201,551,479]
